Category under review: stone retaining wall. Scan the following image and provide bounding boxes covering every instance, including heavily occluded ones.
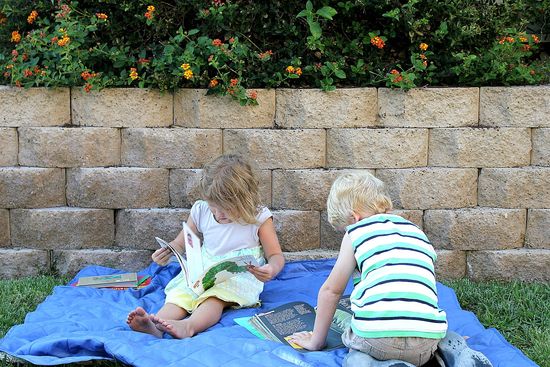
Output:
[0,86,549,281]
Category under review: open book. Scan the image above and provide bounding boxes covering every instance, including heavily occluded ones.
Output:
[155,222,260,296]
[234,296,352,351]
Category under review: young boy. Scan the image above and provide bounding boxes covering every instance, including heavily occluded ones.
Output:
[290,172,447,366]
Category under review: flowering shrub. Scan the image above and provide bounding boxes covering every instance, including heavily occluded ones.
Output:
[0,0,548,103]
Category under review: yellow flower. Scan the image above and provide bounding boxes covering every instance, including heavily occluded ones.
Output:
[57,35,70,46]
[147,5,155,12]
[180,63,190,70]
[27,10,38,24]
[129,67,138,80]
[183,69,194,80]
[286,65,295,73]
[11,31,21,43]
[419,43,428,51]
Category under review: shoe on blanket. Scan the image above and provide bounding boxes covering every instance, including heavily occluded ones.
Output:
[436,331,493,367]
[343,350,415,367]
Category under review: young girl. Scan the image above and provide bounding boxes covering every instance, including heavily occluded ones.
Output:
[127,154,285,339]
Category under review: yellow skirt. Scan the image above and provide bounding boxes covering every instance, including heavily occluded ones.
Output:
[164,246,265,313]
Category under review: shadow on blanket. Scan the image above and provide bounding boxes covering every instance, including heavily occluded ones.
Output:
[0,259,539,367]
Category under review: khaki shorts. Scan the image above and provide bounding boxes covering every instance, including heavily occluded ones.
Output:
[342,327,440,366]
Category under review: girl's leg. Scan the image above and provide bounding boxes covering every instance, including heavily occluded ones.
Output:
[127,303,187,338]
[151,297,231,339]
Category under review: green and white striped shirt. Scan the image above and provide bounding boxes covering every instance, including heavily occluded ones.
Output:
[347,214,447,339]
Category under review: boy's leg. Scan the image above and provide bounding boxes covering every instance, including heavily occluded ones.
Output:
[151,297,230,339]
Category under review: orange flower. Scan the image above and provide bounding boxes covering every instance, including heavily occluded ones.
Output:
[390,69,400,75]
[419,43,428,51]
[96,13,108,20]
[129,67,138,80]
[27,10,38,24]
[422,60,428,67]
[531,34,540,43]
[212,39,223,47]
[229,78,238,86]
[258,50,273,60]
[11,31,21,43]
[23,69,33,77]
[209,79,219,88]
[138,58,150,64]
[370,36,385,49]
[84,83,93,93]
[147,5,155,12]
[519,36,528,43]
[295,67,302,76]
[249,91,258,100]
[228,37,235,44]
[81,71,97,81]
[57,35,70,47]
[286,65,295,73]
[145,11,153,19]
[0,13,7,25]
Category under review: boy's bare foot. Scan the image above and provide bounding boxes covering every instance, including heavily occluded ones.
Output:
[126,307,163,338]
[150,315,195,339]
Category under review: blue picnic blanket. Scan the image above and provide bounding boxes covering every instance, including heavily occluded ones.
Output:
[0,259,539,367]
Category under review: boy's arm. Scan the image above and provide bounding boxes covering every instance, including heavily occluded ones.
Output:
[248,217,285,282]
[290,233,356,350]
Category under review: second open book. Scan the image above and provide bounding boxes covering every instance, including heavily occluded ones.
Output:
[155,222,260,296]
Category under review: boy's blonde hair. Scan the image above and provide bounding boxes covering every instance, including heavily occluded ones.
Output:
[327,172,393,228]
[199,154,261,224]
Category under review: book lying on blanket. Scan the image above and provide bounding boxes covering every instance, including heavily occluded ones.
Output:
[155,222,260,296]
[76,272,138,288]
[235,296,352,351]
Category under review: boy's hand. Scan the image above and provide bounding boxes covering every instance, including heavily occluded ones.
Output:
[288,331,324,351]
[247,263,277,282]
[151,247,172,266]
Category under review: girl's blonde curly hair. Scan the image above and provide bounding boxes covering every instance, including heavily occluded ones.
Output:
[199,154,261,224]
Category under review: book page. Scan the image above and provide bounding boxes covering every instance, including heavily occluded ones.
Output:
[193,255,260,294]
[182,222,203,285]
[155,237,188,281]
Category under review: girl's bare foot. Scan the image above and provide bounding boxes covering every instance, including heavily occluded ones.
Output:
[150,315,195,339]
[126,307,163,338]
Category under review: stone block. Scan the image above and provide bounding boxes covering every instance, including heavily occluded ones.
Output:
[72,88,173,127]
[273,169,369,211]
[0,209,8,246]
[224,129,325,169]
[392,209,424,228]
[174,89,275,128]
[0,168,65,208]
[429,128,531,167]
[532,128,550,166]
[67,168,169,208]
[526,209,550,249]
[10,208,114,249]
[479,167,550,208]
[276,88,377,128]
[170,169,271,207]
[480,86,550,127]
[376,168,478,209]
[467,249,550,281]
[0,128,17,166]
[424,208,526,250]
[121,128,221,168]
[116,209,190,249]
[273,210,320,252]
[19,127,120,167]
[327,128,428,168]
[52,249,152,276]
[378,88,479,127]
[0,87,70,127]
[283,249,338,262]
[0,249,50,278]
[435,250,466,280]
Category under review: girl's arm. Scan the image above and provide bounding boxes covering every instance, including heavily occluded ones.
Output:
[151,216,199,266]
[248,217,285,282]
[289,232,356,350]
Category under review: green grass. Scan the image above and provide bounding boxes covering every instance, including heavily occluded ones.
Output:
[1,277,548,367]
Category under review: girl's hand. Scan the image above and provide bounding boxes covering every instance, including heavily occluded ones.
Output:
[247,263,277,282]
[151,247,173,266]
[288,331,324,351]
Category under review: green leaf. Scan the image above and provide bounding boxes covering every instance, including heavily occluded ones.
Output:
[296,10,310,18]
[188,29,199,36]
[306,1,313,12]
[309,21,322,39]
[288,73,300,79]
[316,7,337,20]
[334,69,346,79]
[382,8,400,20]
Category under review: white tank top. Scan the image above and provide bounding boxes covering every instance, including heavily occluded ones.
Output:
[190,200,273,256]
